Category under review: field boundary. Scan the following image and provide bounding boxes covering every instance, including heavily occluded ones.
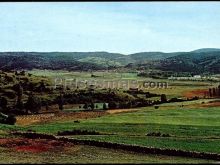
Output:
[11,131,220,161]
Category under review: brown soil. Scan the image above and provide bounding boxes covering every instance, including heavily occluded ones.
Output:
[16,111,108,126]
[0,138,77,153]
[106,109,138,114]
[16,108,139,126]
[183,89,207,98]
[200,101,220,107]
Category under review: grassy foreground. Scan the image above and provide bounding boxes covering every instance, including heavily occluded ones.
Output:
[4,102,218,155]
[0,145,213,164]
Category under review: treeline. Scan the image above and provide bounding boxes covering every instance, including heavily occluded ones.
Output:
[207,85,220,98]
[0,70,52,117]
[0,54,105,71]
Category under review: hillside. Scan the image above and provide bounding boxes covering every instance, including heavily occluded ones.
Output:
[129,52,182,63]
[0,52,105,71]
[0,49,220,73]
[155,50,220,74]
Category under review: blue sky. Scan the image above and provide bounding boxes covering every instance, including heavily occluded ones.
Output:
[0,2,220,54]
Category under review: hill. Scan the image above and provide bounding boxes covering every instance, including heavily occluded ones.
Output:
[155,50,220,74]
[0,52,105,71]
[0,48,220,73]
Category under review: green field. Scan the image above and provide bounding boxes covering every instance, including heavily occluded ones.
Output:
[28,69,215,99]
[1,70,220,163]
[1,101,217,155]
[0,145,213,164]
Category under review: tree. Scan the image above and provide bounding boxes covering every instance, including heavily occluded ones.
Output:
[103,103,107,110]
[0,97,8,110]
[0,112,16,125]
[5,115,16,125]
[161,94,167,103]
[15,100,24,111]
[39,81,46,94]
[25,94,42,114]
[218,85,220,97]
[213,88,216,97]
[119,102,128,109]
[90,102,95,110]
[58,94,64,111]
[146,92,150,98]
[127,101,132,108]
[28,82,34,92]
[45,101,49,111]
[108,101,117,109]
[13,82,23,110]
[209,88,212,97]
[83,103,88,110]
[20,70,25,76]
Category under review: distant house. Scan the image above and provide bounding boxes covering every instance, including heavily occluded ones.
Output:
[193,75,201,79]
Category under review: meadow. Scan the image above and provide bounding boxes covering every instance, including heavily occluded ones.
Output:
[29,69,215,99]
[0,144,213,164]
[0,70,220,163]
[20,101,220,154]
[1,102,219,163]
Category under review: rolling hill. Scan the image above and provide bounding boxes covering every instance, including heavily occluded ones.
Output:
[155,50,220,74]
[0,48,220,74]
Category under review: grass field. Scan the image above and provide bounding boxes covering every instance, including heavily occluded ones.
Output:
[2,100,217,155]
[28,69,216,99]
[1,70,220,163]
[0,144,213,164]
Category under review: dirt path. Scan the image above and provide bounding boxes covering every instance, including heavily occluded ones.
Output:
[200,101,220,107]
[106,108,139,114]
[16,108,140,126]
[16,111,107,126]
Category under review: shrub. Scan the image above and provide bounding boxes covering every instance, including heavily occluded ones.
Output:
[161,94,167,103]
[2,90,16,99]
[108,101,117,109]
[154,106,159,109]
[146,132,170,137]
[25,94,42,114]
[5,115,16,125]
[103,103,107,110]
[0,113,16,125]
[0,97,8,109]
[83,103,88,110]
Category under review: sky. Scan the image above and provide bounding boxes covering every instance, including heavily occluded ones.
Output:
[0,2,220,54]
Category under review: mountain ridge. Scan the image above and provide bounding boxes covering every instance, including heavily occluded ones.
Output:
[0,48,220,73]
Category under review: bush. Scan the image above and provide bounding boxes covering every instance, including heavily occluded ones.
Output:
[108,101,117,109]
[57,129,100,136]
[90,102,95,110]
[5,115,16,125]
[0,113,16,125]
[103,103,107,110]
[0,97,8,109]
[161,94,167,103]
[83,103,88,110]
[25,95,42,114]
[2,90,16,99]
[146,132,171,137]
